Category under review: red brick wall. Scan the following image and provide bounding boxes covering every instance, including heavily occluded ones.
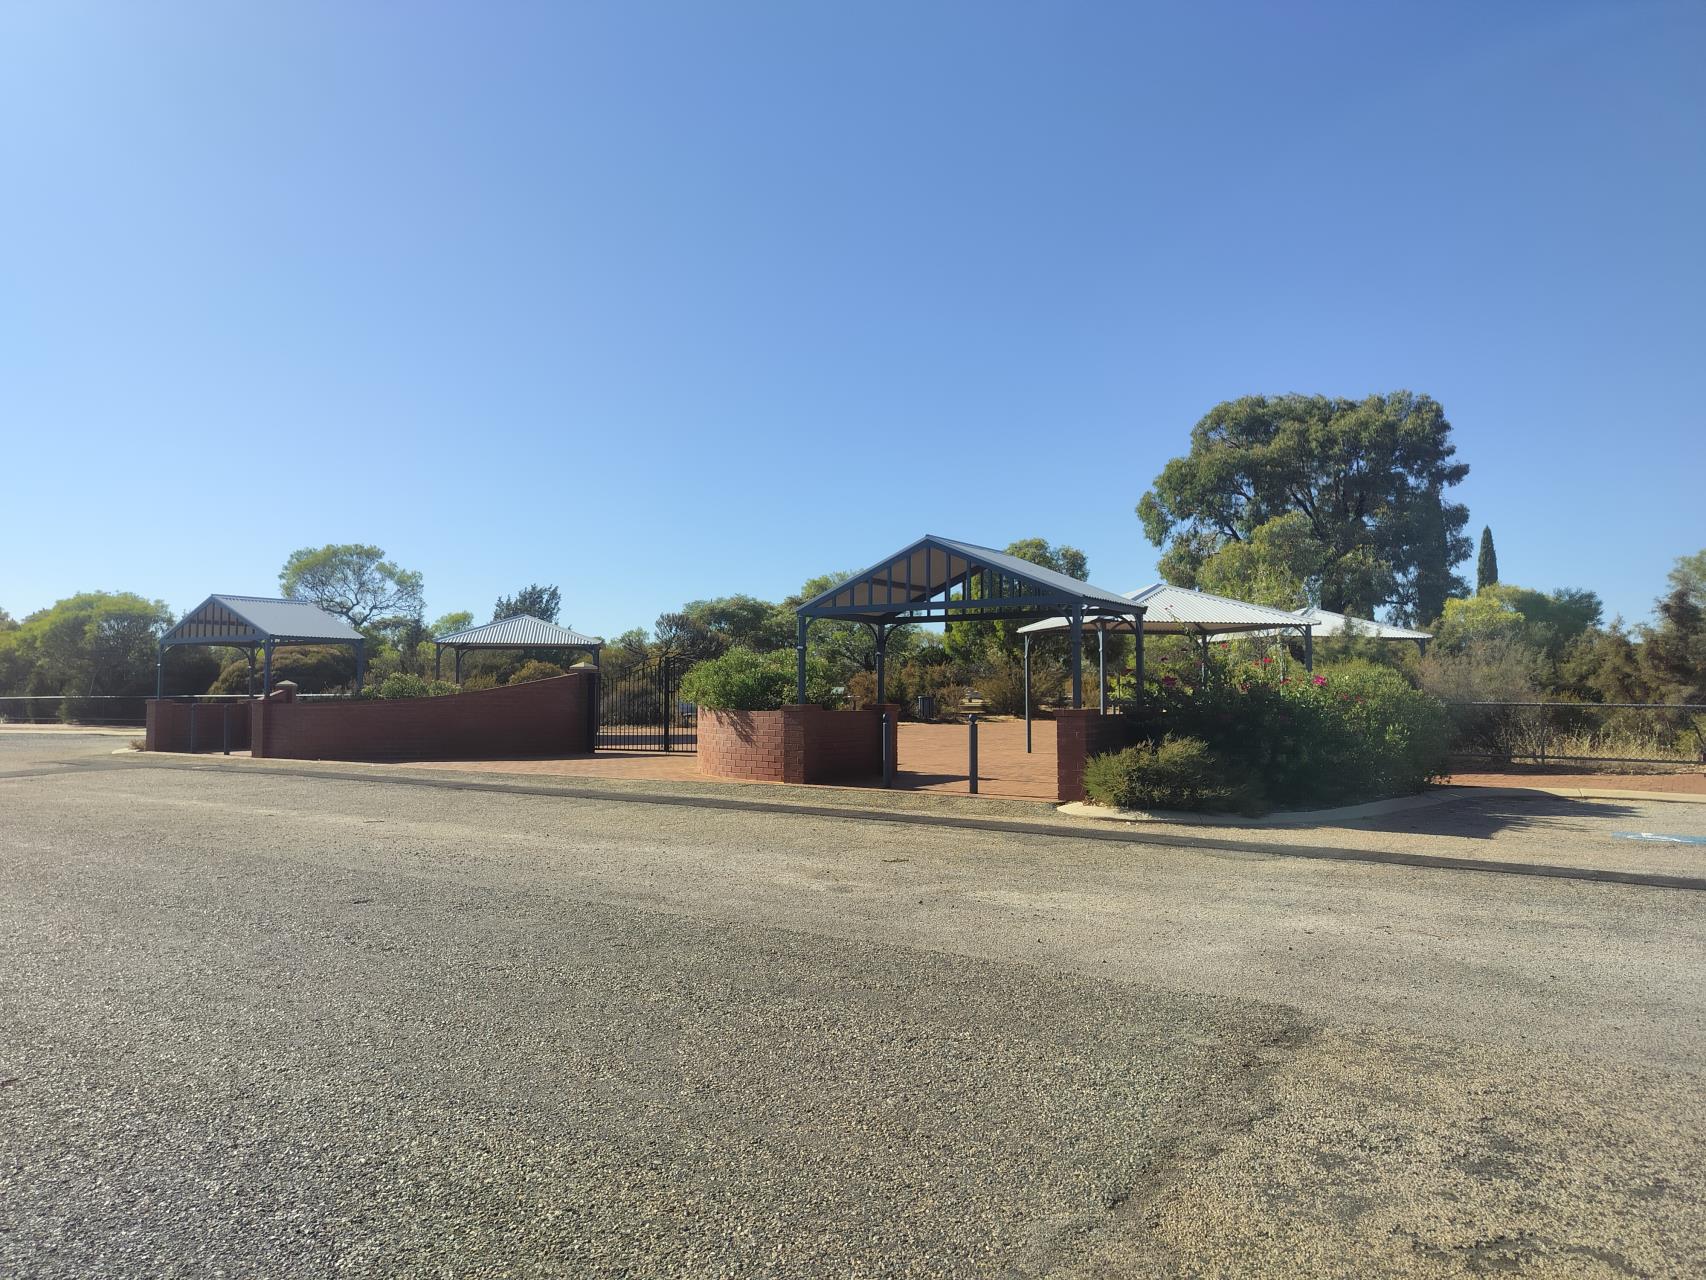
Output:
[699,704,898,784]
[250,672,592,763]
[1055,709,1133,803]
[145,700,252,753]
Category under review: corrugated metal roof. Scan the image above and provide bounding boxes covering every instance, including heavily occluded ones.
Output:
[1017,584,1303,635]
[436,614,603,648]
[1292,609,1432,640]
[800,534,1138,617]
[161,594,365,645]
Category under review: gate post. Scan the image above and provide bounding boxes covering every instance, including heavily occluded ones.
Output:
[662,659,671,753]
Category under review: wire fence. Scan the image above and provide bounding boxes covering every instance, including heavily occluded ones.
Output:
[1444,701,1706,767]
[0,693,345,729]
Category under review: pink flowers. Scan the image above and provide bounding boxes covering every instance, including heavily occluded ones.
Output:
[1312,675,1327,686]
[1259,657,1274,665]
[1161,675,1179,687]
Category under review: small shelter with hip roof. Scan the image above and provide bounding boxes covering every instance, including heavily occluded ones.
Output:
[1017,583,1314,748]
[157,595,367,697]
[433,615,603,685]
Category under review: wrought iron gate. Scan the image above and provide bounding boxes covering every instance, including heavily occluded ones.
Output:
[595,656,697,752]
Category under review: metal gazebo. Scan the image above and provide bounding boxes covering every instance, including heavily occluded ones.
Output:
[157,595,367,697]
[433,614,603,685]
[795,534,1144,709]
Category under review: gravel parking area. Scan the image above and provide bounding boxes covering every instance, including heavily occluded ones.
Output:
[3,737,1704,1277]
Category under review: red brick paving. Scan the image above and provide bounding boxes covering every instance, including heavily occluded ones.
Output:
[391,717,1061,801]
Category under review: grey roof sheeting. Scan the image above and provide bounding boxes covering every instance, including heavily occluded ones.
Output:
[1216,607,1432,642]
[1017,584,1308,636]
[435,615,603,649]
[161,595,365,647]
[799,534,1140,622]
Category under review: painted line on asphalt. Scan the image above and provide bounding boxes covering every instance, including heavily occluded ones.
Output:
[60,754,1706,894]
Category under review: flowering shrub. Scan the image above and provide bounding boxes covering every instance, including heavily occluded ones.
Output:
[1132,659,1451,811]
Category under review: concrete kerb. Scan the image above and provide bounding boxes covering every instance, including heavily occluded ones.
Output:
[76,751,1706,893]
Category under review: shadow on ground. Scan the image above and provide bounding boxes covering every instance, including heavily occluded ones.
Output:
[1351,792,1641,841]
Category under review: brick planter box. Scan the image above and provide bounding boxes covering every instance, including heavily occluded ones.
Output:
[699,704,899,785]
[1055,708,1138,803]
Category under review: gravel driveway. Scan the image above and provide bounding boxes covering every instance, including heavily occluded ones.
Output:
[3,739,1703,1277]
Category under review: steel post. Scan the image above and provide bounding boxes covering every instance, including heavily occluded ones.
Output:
[1304,626,1314,673]
[155,643,164,700]
[795,615,809,704]
[875,626,888,706]
[1098,627,1106,713]
[881,710,894,789]
[262,642,273,696]
[967,714,979,795]
[1069,611,1083,709]
[1023,634,1032,754]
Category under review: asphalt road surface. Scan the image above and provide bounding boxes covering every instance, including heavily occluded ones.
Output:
[3,734,1704,1278]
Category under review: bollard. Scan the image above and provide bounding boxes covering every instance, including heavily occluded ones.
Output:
[967,713,979,795]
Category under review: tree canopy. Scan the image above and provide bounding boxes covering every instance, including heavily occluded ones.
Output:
[1476,526,1499,592]
[493,583,561,623]
[279,544,424,630]
[1138,392,1471,623]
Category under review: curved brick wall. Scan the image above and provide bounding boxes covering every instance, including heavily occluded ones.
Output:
[247,673,594,763]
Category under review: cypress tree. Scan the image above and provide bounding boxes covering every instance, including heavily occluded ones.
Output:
[1476,526,1499,592]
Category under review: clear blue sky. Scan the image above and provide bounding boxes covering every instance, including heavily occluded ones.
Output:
[3,1,1702,635]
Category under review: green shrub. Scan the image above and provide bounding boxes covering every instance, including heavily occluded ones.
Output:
[1083,737,1242,812]
[366,672,459,700]
[506,660,566,685]
[678,646,837,711]
[1144,659,1451,810]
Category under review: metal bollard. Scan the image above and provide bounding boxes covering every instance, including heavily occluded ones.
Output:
[967,714,979,795]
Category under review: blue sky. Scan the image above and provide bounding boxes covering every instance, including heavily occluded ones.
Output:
[2,1,1701,635]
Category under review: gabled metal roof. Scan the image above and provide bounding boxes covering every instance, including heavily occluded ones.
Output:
[1017,584,1308,636]
[798,534,1139,623]
[161,594,365,647]
[435,614,603,649]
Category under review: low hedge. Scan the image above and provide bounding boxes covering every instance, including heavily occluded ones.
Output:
[1086,659,1451,813]
[677,646,838,711]
[1083,736,1247,812]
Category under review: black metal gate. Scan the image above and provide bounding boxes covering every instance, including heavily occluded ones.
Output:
[595,656,697,752]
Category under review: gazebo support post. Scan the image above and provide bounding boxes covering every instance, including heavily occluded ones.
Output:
[262,640,274,696]
[1023,633,1032,754]
[246,648,256,698]
[1304,626,1315,672]
[795,616,809,705]
[1097,627,1106,713]
[354,640,366,695]
[1133,615,1145,699]
[1069,609,1083,709]
[455,649,463,687]
[434,645,442,682]
[875,625,888,706]
[155,643,164,700]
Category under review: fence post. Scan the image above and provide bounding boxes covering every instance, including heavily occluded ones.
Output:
[968,713,979,795]
[661,660,671,753]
